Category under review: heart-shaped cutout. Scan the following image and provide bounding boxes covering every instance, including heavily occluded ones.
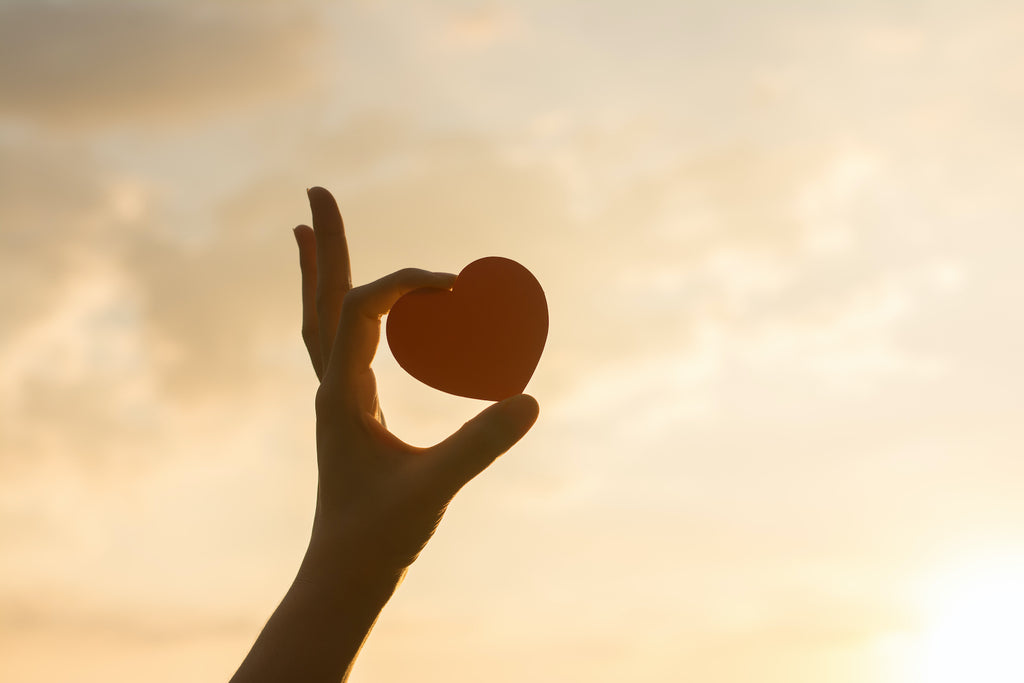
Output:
[386,257,548,401]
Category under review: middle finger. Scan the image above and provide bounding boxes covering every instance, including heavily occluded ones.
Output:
[309,186,352,370]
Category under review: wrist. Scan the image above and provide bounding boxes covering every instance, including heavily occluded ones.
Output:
[298,523,408,597]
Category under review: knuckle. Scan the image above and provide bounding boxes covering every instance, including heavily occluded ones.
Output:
[395,267,430,286]
[342,283,368,305]
[395,267,422,280]
[314,383,334,414]
[340,285,371,319]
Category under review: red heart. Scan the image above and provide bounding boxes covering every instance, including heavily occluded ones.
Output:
[386,257,548,401]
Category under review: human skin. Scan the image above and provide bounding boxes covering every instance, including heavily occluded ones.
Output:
[229,187,540,683]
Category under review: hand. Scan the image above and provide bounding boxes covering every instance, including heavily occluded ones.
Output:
[293,187,540,580]
[232,187,538,683]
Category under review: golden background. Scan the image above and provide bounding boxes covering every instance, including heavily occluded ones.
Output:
[2,1,1022,681]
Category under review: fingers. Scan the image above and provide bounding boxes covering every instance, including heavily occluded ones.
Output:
[293,225,323,378]
[324,268,456,395]
[429,394,539,493]
[309,186,352,373]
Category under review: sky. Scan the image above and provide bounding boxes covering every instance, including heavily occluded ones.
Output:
[2,1,1024,681]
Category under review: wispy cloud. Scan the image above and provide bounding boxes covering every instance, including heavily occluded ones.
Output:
[3,2,1024,682]
[0,1,321,128]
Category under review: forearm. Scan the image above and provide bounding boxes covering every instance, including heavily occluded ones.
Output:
[230,537,404,683]
[233,186,541,682]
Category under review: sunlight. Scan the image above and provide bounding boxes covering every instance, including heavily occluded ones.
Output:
[910,555,1024,683]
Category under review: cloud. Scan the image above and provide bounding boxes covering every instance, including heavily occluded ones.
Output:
[0,129,305,471]
[441,6,521,52]
[1,3,1023,682]
[0,1,322,128]
[0,136,111,325]
[0,134,156,466]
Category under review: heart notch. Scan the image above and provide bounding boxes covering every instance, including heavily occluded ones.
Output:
[386,257,548,401]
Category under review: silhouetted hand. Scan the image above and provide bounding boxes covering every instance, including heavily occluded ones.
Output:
[295,185,539,576]
[231,187,538,683]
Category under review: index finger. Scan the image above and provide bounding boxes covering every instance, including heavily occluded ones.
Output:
[324,268,456,395]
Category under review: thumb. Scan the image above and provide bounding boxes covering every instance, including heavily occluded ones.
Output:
[429,394,540,493]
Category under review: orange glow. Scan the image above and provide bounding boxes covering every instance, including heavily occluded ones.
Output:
[2,2,1024,682]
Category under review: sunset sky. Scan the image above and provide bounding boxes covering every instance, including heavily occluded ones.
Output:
[3,1,1024,681]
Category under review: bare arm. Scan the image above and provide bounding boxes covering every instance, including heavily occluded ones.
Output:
[230,187,539,683]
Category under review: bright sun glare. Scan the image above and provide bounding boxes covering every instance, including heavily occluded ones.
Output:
[910,555,1024,683]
